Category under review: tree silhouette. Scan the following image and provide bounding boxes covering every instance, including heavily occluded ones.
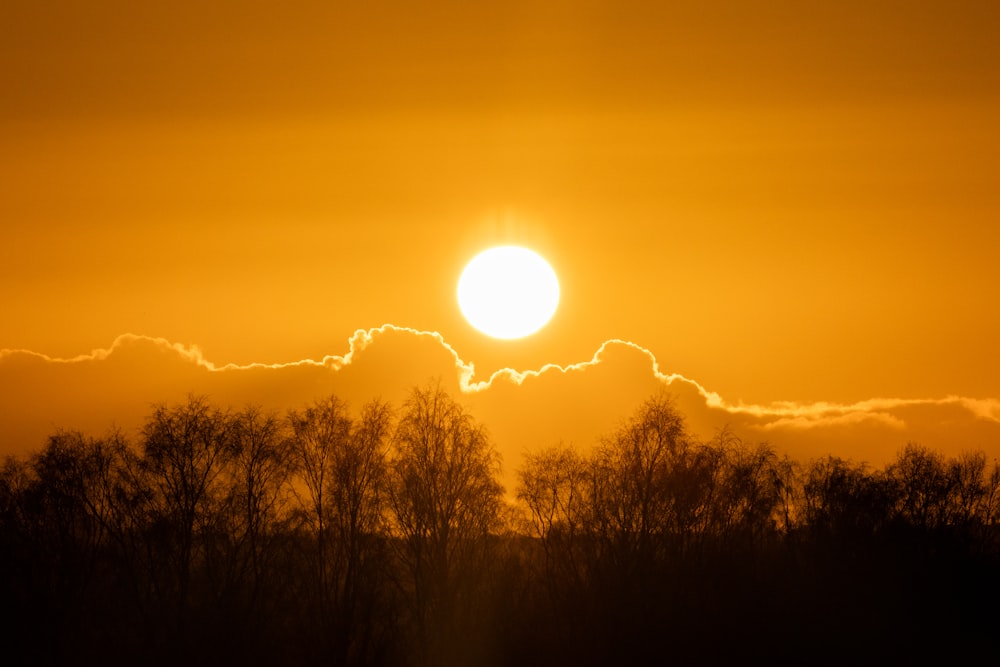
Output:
[589,393,690,577]
[223,406,291,590]
[388,381,504,667]
[708,429,790,548]
[516,443,593,659]
[286,395,394,665]
[518,442,590,575]
[802,455,893,544]
[322,398,394,666]
[887,443,954,531]
[287,395,352,628]
[139,395,235,652]
[2,389,1000,665]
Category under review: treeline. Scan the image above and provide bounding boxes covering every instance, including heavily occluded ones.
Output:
[1,387,999,665]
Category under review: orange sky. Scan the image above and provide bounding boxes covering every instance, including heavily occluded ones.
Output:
[2,1,999,477]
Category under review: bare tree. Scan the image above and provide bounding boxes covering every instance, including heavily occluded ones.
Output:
[948,450,990,528]
[590,393,691,572]
[329,398,393,666]
[886,443,954,531]
[519,443,590,544]
[516,442,593,652]
[140,395,235,630]
[802,455,892,541]
[388,382,504,666]
[217,406,293,607]
[286,395,394,664]
[286,396,353,632]
[709,430,788,548]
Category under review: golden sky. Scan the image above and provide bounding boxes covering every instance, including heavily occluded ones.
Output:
[3,1,999,479]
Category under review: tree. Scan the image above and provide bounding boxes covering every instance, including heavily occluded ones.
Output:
[708,429,789,548]
[225,406,291,586]
[327,398,393,666]
[948,450,990,528]
[0,430,145,662]
[286,395,394,665]
[886,443,954,531]
[388,382,504,666]
[203,404,294,654]
[517,443,593,657]
[802,455,892,542]
[140,395,235,637]
[590,393,691,572]
[286,395,353,652]
[518,443,591,565]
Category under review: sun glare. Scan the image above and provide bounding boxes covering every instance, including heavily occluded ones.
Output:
[458,246,560,339]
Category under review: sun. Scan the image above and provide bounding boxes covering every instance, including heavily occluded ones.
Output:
[458,246,560,339]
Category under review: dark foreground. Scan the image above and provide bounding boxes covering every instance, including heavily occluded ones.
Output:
[2,392,998,665]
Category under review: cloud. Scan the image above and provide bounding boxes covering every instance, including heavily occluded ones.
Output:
[759,410,907,431]
[2,326,999,486]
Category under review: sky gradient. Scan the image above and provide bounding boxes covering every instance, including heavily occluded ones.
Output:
[3,1,999,479]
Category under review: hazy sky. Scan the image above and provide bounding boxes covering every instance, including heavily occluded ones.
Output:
[3,1,999,472]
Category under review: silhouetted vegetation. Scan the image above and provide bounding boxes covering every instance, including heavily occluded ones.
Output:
[2,388,999,665]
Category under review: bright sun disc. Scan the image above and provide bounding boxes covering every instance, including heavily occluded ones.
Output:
[458,246,560,339]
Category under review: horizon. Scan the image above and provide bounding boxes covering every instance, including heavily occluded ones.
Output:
[4,325,999,495]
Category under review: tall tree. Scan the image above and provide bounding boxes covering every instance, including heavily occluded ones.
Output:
[590,393,690,572]
[140,395,235,635]
[215,405,293,631]
[286,395,353,640]
[286,395,394,664]
[518,443,591,567]
[388,382,504,666]
[329,398,393,666]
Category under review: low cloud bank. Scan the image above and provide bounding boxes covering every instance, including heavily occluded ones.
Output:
[3,326,999,484]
